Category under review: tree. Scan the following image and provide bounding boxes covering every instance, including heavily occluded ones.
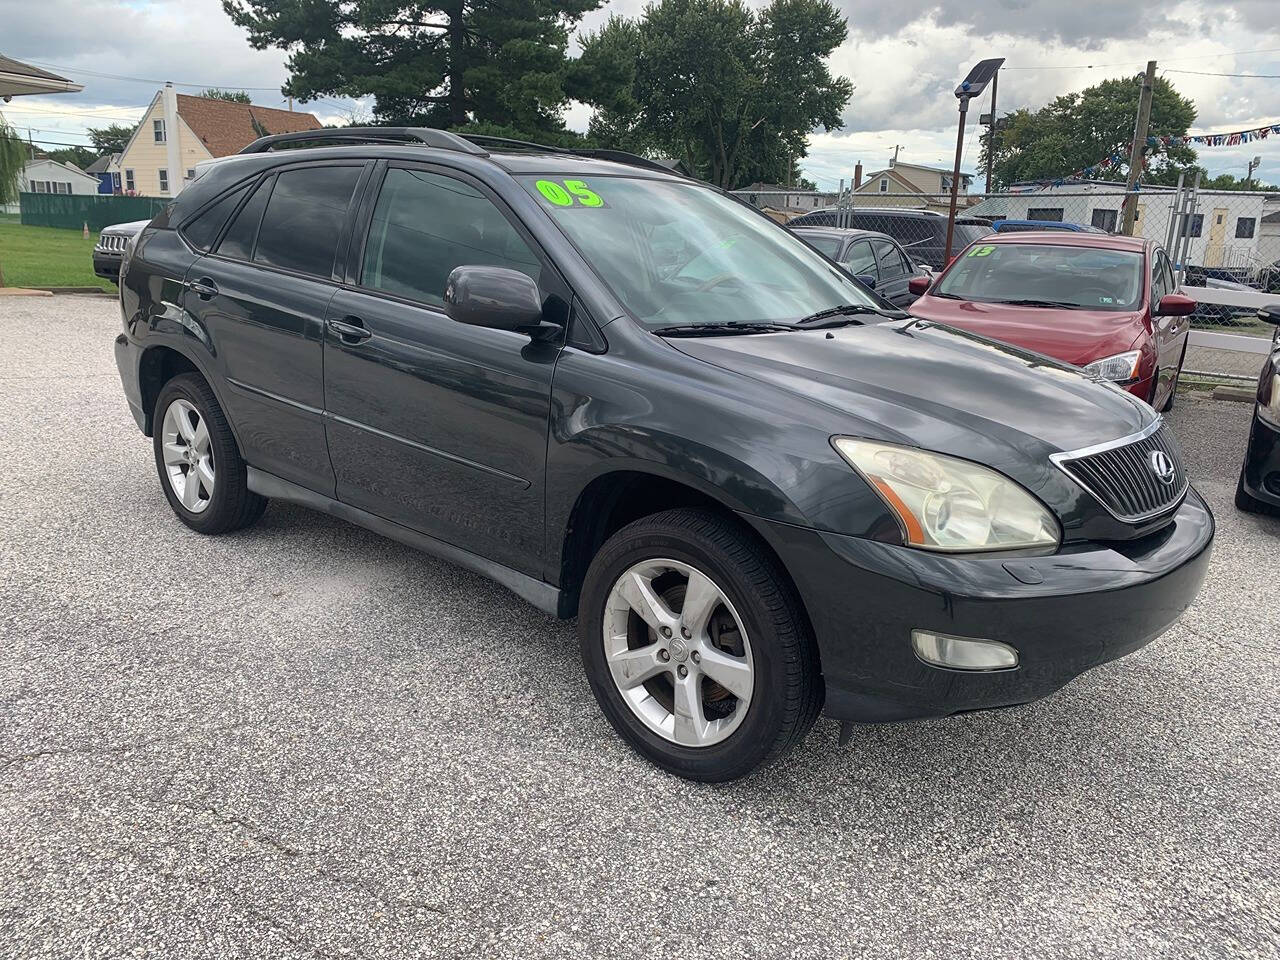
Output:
[43,146,97,169]
[981,74,1197,188]
[574,0,852,190]
[223,0,601,138]
[1146,165,1278,192]
[198,88,253,103]
[87,123,137,155]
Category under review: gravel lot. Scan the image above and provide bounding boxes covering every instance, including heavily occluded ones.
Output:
[1,295,1277,960]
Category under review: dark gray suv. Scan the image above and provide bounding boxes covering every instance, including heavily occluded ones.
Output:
[113,128,1213,781]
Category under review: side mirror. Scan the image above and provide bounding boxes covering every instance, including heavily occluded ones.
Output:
[444,265,544,332]
[1259,303,1280,325]
[855,273,877,290]
[908,275,932,297]
[1155,293,1196,317]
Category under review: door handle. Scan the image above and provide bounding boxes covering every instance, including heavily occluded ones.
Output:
[327,316,372,343]
[188,277,218,300]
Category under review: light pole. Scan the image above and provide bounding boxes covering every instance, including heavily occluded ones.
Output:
[944,58,1004,265]
[1247,155,1262,189]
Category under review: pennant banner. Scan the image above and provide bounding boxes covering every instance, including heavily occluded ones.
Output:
[1148,122,1280,148]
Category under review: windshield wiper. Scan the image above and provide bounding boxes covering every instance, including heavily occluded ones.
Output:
[794,304,896,325]
[995,298,1084,309]
[650,322,798,337]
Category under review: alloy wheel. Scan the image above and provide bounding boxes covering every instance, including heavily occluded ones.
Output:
[160,398,215,514]
[603,558,754,747]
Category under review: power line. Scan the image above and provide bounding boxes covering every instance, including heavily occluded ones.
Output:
[1164,68,1280,79]
[23,59,285,92]
[1003,45,1280,72]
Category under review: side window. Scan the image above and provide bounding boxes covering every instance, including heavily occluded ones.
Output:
[1151,251,1171,303]
[361,167,541,306]
[217,176,273,262]
[181,184,250,252]
[842,240,877,277]
[872,238,906,279]
[1159,251,1177,294]
[254,165,363,279]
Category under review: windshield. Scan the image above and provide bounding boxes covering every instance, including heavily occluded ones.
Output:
[934,242,1144,311]
[519,175,879,327]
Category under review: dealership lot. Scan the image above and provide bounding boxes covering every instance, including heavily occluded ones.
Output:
[1,296,1276,959]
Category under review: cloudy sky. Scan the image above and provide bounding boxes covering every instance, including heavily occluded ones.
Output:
[4,0,1280,189]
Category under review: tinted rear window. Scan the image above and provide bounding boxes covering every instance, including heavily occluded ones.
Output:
[182,184,249,251]
[217,177,271,261]
[253,165,363,279]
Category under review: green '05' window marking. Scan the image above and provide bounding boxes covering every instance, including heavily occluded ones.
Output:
[535,179,605,208]
[967,244,996,257]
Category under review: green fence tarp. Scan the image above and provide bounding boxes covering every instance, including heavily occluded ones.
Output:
[19,193,169,231]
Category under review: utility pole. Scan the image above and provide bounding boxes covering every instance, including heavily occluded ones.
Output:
[1246,155,1261,189]
[984,71,998,194]
[1121,60,1156,237]
[891,144,900,166]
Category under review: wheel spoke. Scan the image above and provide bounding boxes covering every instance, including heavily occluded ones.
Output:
[697,645,753,700]
[173,402,196,443]
[672,671,711,746]
[162,441,187,466]
[680,569,721,636]
[616,570,677,636]
[191,417,210,456]
[181,470,202,509]
[607,643,668,691]
[195,459,215,495]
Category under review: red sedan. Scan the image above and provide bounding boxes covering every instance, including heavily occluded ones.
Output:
[907,232,1195,411]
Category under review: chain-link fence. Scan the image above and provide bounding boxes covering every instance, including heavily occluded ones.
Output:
[732,186,1280,335]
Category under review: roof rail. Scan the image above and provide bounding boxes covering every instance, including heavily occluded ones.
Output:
[239,127,489,156]
[456,134,683,177]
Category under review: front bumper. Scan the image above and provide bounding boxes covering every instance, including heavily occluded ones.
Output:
[93,251,123,280]
[747,487,1214,723]
[1239,411,1280,507]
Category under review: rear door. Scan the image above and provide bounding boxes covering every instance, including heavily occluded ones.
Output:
[182,161,369,495]
[322,161,569,575]
[870,237,912,306]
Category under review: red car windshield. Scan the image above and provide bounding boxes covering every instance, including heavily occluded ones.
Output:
[934,243,1144,311]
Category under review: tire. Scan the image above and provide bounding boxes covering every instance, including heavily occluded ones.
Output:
[1236,472,1280,516]
[1160,341,1188,413]
[152,373,267,535]
[578,508,821,782]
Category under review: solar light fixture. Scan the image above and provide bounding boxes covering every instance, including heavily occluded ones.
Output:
[944,57,1005,264]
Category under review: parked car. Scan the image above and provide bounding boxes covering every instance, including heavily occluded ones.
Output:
[907,232,1195,412]
[113,128,1214,782]
[93,220,148,281]
[1235,304,1280,516]
[786,207,993,271]
[992,219,1106,234]
[788,226,927,307]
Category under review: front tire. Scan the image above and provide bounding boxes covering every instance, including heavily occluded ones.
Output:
[153,373,267,534]
[578,508,821,782]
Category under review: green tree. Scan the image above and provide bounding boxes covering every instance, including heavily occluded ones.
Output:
[1146,165,1278,192]
[223,0,601,138]
[0,117,25,206]
[575,0,852,189]
[197,88,253,103]
[981,74,1197,188]
[86,123,137,155]
[43,146,97,169]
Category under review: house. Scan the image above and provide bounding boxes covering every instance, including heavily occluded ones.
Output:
[84,153,122,195]
[117,84,323,197]
[0,53,82,97]
[968,179,1269,270]
[19,158,100,196]
[852,160,975,213]
[738,182,835,214]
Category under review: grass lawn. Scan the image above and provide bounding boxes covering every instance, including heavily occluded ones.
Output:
[0,221,112,291]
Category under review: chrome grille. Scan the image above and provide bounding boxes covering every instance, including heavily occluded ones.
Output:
[97,234,127,253]
[1051,419,1188,522]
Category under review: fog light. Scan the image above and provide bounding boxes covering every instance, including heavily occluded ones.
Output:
[911,630,1019,671]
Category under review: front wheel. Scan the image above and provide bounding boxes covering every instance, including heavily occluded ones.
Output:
[578,508,821,782]
[153,373,267,534]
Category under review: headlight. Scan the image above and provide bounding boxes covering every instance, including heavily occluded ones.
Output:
[1259,357,1280,428]
[1083,350,1141,383]
[833,438,1060,552]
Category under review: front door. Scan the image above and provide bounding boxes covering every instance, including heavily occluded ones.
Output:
[870,237,912,306]
[1206,207,1229,267]
[182,162,368,495]
[322,162,569,575]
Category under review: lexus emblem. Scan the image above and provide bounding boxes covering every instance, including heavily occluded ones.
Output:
[1149,450,1176,485]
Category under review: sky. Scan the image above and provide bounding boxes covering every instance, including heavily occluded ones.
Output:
[3,0,1280,190]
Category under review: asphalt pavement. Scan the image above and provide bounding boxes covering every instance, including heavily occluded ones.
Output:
[1,295,1277,959]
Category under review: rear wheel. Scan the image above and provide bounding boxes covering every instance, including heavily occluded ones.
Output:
[578,508,821,782]
[153,373,267,534]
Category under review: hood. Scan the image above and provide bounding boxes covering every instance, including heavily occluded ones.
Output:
[907,296,1146,367]
[666,318,1154,498]
[102,219,151,236]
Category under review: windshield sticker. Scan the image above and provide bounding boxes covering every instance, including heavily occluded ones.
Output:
[535,179,607,208]
[967,245,996,258]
